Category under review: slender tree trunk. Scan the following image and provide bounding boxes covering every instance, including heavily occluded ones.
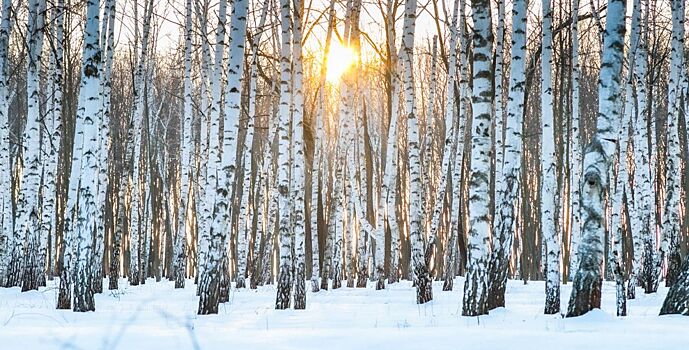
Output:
[488,0,526,309]
[174,0,194,289]
[569,0,582,283]
[662,0,684,289]
[400,0,432,305]
[540,0,560,315]
[275,0,294,310]
[291,0,307,309]
[0,0,11,287]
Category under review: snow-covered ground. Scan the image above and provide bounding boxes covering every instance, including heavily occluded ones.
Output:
[0,278,685,349]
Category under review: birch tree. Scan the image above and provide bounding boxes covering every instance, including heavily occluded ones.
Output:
[68,0,102,311]
[219,0,249,293]
[569,0,582,281]
[540,0,560,315]
[128,0,154,286]
[488,0,526,309]
[567,0,626,318]
[661,0,684,288]
[462,0,493,316]
[631,0,653,297]
[40,0,63,283]
[18,0,47,291]
[0,0,13,287]
[401,0,432,305]
[174,0,193,289]
[275,0,294,310]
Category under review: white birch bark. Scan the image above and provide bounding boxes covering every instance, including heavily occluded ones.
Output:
[0,0,11,286]
[70,0,102,311]
[630,0,651,297]
[462,0,492,316]
[569,0,582,280]
[540,0,560,315]
[93,0,115,293]
[400,0,432,304]
[175,0,194,289]
[193,0,211,287]
[488,0,526,308]
[290,0,307,308]
[196,0,227,292]
[238,0,270,290]
[275,0,293,309]
[128,0,154,286]
[567,0,626,318]
[662,0,684,288]
[492,0,506,230]
[18,0,46,291]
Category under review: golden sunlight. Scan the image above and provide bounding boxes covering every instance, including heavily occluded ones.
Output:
[325,42,357,83]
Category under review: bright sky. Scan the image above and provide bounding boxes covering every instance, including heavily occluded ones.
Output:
[114,0,445,55]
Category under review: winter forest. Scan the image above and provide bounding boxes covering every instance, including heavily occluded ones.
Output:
[0,0,689,347]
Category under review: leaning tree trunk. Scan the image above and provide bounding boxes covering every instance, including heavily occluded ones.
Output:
[567,0,626,318]
[462,0,493,317]
[660,255,689,315]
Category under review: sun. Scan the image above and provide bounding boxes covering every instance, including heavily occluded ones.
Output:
[325,42,358,83]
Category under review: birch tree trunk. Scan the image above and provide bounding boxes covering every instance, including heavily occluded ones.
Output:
[128,0,154,287]
[567,0,626,318]
[462,0,493,317]
[488,0,526,309]
[41,0,64,283]
[0,0,11,287]
[291,0,307,309]
[174,0,193,289]
[275,0,294,310]
[631,0,652,297]
[400,0,432,305]
[93,0,115,294]
[569,0,582,281]
[241,0,270,290]
[70,0,102,311]
[662,0,684,288]
[18,0,47,291]
[218,0,249,295]
[540,0,560,315]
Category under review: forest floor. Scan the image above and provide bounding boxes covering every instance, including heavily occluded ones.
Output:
[0,277,685,349]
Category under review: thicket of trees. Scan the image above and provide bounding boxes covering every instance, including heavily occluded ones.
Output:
[1,0,689,317]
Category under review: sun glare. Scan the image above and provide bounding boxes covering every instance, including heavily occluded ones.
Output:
[325,42,357,83]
